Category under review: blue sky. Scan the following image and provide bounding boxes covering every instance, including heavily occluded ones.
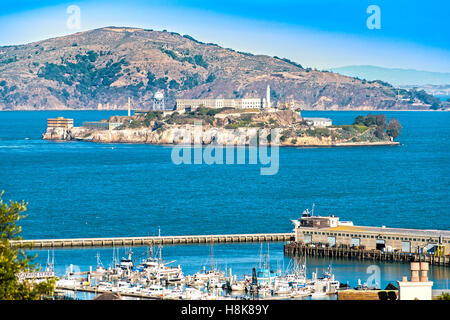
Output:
[0,0,448,71]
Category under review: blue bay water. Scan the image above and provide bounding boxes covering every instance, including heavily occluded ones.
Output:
[0,110,449,289]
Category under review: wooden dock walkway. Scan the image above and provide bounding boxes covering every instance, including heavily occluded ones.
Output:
[284,242,450,267]
[55,285,163,300]
[10,233,295,249]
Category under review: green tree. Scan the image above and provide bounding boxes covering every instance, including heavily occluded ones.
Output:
[353,115,365,125]
[169,79,179,90]
[374,125,385,139]
[0,191,55,300]
[386,118,402,139]
[437,293,450,300]
[205,73,216,83]
[146,71,156,87]
[374,114,386,129]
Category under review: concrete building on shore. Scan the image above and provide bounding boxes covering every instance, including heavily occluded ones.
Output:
[292,209,450,254]
[176,98,262,110]
[47,117,74,129]
[303,117,332,127]
[83,121,122,130]
[175,84,278,111]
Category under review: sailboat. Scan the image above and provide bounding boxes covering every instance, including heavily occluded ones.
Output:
[140,228,184,283]
[190,236,225,288]
[119,249,134,271]
[247,244,281,285]
[45,250,55,274]
[284,258,307,288]
[92,252,107,275]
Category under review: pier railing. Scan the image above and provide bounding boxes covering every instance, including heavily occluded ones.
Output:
[10,233,295,249]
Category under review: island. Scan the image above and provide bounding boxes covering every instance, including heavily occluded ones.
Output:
[42,108,401,147]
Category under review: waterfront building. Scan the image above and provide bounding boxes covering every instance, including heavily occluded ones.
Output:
[175,98,262,110]
[47,117,74,129]
[83,121,122,130]
[303,117,332,127]
[292,211,450,254]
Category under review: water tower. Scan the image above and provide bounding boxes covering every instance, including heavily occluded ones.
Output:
[152,91,165,111]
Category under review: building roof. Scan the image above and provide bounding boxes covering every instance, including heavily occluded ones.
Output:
[322,225,450,238]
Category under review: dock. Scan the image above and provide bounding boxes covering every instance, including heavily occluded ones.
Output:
[55,285,163,300]
[284,242,450,267]
[10,233,295,249]
[288,212,450,267]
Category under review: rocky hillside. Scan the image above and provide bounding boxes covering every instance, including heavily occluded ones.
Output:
[0,26,442,110]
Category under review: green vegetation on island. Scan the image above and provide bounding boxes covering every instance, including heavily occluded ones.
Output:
[110,108,401,146]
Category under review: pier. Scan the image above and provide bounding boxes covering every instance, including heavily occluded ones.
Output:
[55,285,163,300]
[284,242,450,267]
[10,233,295,249]
[287,212,450,267]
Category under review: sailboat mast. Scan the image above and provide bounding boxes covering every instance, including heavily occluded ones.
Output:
[158,227,162,262]
[210,236,214,270]
[112,244,115,268]
[259,243,263,268]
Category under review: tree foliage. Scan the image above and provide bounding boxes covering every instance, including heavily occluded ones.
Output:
[0,191,55,300]
[437,293,450,300]
[353,114,402,140]
[386,118,402,139]
[353,114,386,128]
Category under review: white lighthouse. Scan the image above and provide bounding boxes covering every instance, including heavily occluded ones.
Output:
[266,85,271,109]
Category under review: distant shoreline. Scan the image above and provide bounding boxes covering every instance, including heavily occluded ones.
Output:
[0,109,448,112]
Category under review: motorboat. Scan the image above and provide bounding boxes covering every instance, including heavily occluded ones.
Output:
[183,287,203,300]
[119,251,134,271]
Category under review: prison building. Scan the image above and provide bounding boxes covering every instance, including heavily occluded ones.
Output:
[176,98,262,110]
[83,121,122,130]
[47,117,74,129]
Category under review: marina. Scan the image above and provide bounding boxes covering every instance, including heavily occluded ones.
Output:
[35,209,450,300]
[13,209,450,267]
[51,243,343,300]
[2,110,449,301]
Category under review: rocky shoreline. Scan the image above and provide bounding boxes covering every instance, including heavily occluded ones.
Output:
[42,126,399,147]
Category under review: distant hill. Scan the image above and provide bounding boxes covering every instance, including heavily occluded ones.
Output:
[0,27,443,111]
[330,65,450,87]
